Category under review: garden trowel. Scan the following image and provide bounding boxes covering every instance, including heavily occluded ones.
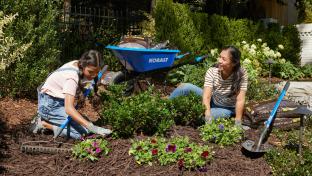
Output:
[242,81,290,153]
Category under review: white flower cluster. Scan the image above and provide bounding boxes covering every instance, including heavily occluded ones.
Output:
[0,11,31,70]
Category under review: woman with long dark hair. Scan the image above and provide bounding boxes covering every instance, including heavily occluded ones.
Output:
[30,50,112,139]
[169,45,248,126]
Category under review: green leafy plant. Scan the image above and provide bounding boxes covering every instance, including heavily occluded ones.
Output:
[170,92,205,127]
[129,137,212,170]
[100,87,175,138]
[199,118,243,146]
[72,136,110,161]
[274,60,304,80]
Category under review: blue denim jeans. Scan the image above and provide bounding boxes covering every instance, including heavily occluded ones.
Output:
[169,83,235,119]
[38,92,88,139]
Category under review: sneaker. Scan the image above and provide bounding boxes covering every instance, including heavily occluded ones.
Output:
[29,114,44,134]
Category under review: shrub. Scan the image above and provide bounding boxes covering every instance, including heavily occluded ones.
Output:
[170,93,205,127]
[100,87,175,138]
[154,0,204,52]
[0,12,31,71]
[302,64,312,78]
[0,0,61,98]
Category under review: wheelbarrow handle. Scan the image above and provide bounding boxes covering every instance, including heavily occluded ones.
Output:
[175,52,191,60]
[265,81,290,128]
[195,54,209,63]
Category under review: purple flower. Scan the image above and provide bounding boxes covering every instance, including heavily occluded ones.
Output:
[80,135,85,141]
[198,167,208,172]
[184,147,192,153]
[95,148,102,154]
[166,144,176,153]
[218,124,224,131]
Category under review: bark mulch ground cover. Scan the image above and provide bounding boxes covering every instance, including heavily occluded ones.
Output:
[0,97,272,176]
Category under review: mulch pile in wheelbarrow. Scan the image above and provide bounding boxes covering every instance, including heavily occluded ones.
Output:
[0,97,272,176]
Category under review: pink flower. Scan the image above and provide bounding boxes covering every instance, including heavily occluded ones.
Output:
[92,141,98,148]
[166,144,176,153]
[201,151,209,158]
[95,148,102,154]
[151,149,158,155]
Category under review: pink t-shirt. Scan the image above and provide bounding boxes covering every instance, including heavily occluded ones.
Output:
[41,60,79,99]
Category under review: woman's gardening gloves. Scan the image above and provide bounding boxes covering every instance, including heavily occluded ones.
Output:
[87,122,112,136]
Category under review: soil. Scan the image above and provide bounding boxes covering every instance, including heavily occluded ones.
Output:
[0,96,273,176]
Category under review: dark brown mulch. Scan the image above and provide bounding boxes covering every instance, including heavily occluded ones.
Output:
[0,97,272,176]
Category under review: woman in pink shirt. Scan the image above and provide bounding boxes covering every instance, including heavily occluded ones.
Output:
[30,50,112,139]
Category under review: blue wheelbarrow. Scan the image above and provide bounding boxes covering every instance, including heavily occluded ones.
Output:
[105,45,208,95]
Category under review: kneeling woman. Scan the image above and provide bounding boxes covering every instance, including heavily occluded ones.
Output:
[31,50,112,139]
[169,46,248,126]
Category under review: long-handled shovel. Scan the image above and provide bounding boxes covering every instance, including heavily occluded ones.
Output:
[242,81,290,153]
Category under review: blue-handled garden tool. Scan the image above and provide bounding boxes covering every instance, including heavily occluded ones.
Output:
[242,81,290,153]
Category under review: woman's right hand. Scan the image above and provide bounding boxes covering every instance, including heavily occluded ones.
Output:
[86,122,112,136]
[204,109,212,124]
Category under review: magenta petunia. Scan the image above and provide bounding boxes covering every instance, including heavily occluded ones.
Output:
[95,148,102,154]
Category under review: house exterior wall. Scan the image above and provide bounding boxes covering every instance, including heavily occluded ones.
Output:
[296,23,312,66]
[260,0,298,25]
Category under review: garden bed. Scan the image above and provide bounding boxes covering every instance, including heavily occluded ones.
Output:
[0,97,272,176]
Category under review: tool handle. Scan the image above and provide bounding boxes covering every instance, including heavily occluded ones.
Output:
[195,54,209,63]
[265,81,290,127]
[175,52,191,60]
[53,117,71,138]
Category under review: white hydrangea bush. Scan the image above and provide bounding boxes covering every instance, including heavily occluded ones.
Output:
[0,11,31,70]
[238,39,284,78]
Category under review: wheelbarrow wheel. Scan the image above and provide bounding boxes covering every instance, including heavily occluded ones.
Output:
[110,71,135,96]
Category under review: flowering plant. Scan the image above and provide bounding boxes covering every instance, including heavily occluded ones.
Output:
[199,118,243,146]
[237,39,284,78]
[0,12,32,70]
[72,136,110,161]
[129,137,212,170]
